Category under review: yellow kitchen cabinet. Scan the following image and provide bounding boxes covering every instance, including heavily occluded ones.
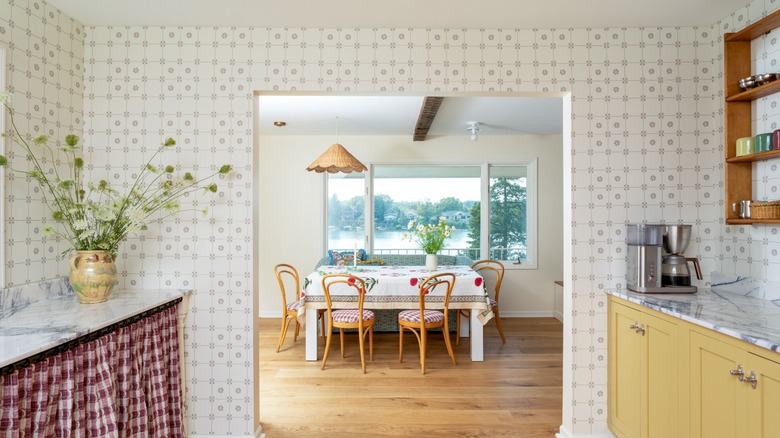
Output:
[690,330,780,438]
[689,331,747,438]
[608,297,681,438]
[746,352,780,438]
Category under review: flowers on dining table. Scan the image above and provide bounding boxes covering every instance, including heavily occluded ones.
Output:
[403,217,455,255]
[0,91,232,257]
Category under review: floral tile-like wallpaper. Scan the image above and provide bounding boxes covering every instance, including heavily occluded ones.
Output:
[3,0,780,436]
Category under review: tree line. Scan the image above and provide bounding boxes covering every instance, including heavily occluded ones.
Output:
[328,177,527,260]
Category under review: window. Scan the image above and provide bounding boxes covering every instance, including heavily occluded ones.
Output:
[326,161,537,268]
[486,165,536,265]
[326,172,365,249]
[372,165,480,256]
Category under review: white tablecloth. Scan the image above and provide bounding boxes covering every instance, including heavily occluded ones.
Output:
[301,265,493,322]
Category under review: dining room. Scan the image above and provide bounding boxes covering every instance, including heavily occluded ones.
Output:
[254,92,566,435]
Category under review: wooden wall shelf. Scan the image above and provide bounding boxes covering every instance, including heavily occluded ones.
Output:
[726,80,780,101]
[726,149,780,163]
[724,11,780,224]
[726,218,780,225]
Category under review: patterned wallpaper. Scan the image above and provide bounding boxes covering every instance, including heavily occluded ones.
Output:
[3,0,780,436]
[0,0,84,286]
[81,24,721,437]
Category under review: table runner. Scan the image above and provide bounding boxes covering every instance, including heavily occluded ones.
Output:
[300,265,493,323]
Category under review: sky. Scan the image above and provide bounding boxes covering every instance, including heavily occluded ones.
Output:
[329,178,480,203]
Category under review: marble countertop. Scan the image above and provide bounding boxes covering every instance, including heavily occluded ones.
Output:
[606,286,780,353]
[0,287,189,369]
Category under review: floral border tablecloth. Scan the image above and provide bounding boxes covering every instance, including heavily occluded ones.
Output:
[300,265,493,323]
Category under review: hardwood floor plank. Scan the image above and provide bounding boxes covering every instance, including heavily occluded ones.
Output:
[258,317,563,437]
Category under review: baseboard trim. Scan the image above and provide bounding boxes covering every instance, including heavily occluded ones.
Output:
[191,435,255,438]
[553,310,564,322]
[556,425,616,438]
[501,310,556,318]
[556,425,573,438]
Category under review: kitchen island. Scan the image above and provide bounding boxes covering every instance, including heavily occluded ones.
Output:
[606,273,780,438]
[0,278,191,436]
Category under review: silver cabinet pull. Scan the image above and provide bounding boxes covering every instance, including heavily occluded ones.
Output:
[744,371,758,389]
[730,364,745,379]
[628,322,646,335]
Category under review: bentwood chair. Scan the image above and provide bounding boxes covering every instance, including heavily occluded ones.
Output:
[398,272,457,374]
[456,259,505,345]
[321,274,376,373]
[274,264,325,353]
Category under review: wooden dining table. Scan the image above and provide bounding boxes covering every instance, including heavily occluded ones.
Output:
[300,264,493,361]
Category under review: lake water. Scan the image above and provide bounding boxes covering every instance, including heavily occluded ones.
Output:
[329,229,472,252]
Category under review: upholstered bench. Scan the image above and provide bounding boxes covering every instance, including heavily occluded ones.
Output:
[314,253,474,332]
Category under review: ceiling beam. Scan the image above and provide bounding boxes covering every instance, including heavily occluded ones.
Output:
[413,96,444,141]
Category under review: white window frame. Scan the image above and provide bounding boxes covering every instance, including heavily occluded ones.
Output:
[324,160,538,270]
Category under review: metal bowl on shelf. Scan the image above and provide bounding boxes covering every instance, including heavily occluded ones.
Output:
[739,76,757,90]
[754,73,778,85]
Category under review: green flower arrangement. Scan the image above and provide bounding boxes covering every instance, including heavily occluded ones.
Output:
[403,217,455,254]
[0,91,232,256]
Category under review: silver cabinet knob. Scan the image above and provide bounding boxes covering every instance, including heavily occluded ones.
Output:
[744,371,758,389]
[628,322,646,335]
[729,364,744,379]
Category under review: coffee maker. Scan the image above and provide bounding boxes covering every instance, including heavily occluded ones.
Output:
[626,223,702,293]
[661,224,702,290]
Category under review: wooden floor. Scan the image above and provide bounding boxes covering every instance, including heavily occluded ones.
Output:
[258,317,563,437]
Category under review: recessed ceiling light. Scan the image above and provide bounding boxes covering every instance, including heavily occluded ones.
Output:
[273,121,287,127]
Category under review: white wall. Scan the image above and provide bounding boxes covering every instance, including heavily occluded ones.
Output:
[257,131,564,317]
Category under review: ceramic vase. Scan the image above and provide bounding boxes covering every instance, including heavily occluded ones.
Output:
[68,250,118,304]
[425,253,438,272]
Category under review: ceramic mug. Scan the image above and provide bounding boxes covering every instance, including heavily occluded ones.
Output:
[736,136,754,156]
[773,129,780,150]
[732,199,752,219]
[755,132,773,153]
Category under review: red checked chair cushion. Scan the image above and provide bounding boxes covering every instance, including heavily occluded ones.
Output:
[398,309,444,324]
[287,299,305,311]
[332,309,375,323]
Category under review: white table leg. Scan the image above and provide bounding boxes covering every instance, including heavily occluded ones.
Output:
[305,309,319,361]
[459,310,471,338]
[469,310,484,361]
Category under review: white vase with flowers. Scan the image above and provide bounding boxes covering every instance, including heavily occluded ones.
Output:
[403,217,455,271]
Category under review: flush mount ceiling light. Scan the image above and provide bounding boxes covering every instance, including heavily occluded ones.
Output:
[305,117,367,174]
[467,121,481,141]
[273,121,287,127]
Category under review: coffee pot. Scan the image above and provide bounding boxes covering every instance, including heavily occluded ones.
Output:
[661,225,702,290]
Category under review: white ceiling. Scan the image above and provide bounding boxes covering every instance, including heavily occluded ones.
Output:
[46,0,746,29]
[257,94,563,137]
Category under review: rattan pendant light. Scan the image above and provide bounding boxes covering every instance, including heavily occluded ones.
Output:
[305,143,367,174]
[305,117,367,174]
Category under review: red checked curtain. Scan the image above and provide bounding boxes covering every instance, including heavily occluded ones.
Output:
[0,305,183,437]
